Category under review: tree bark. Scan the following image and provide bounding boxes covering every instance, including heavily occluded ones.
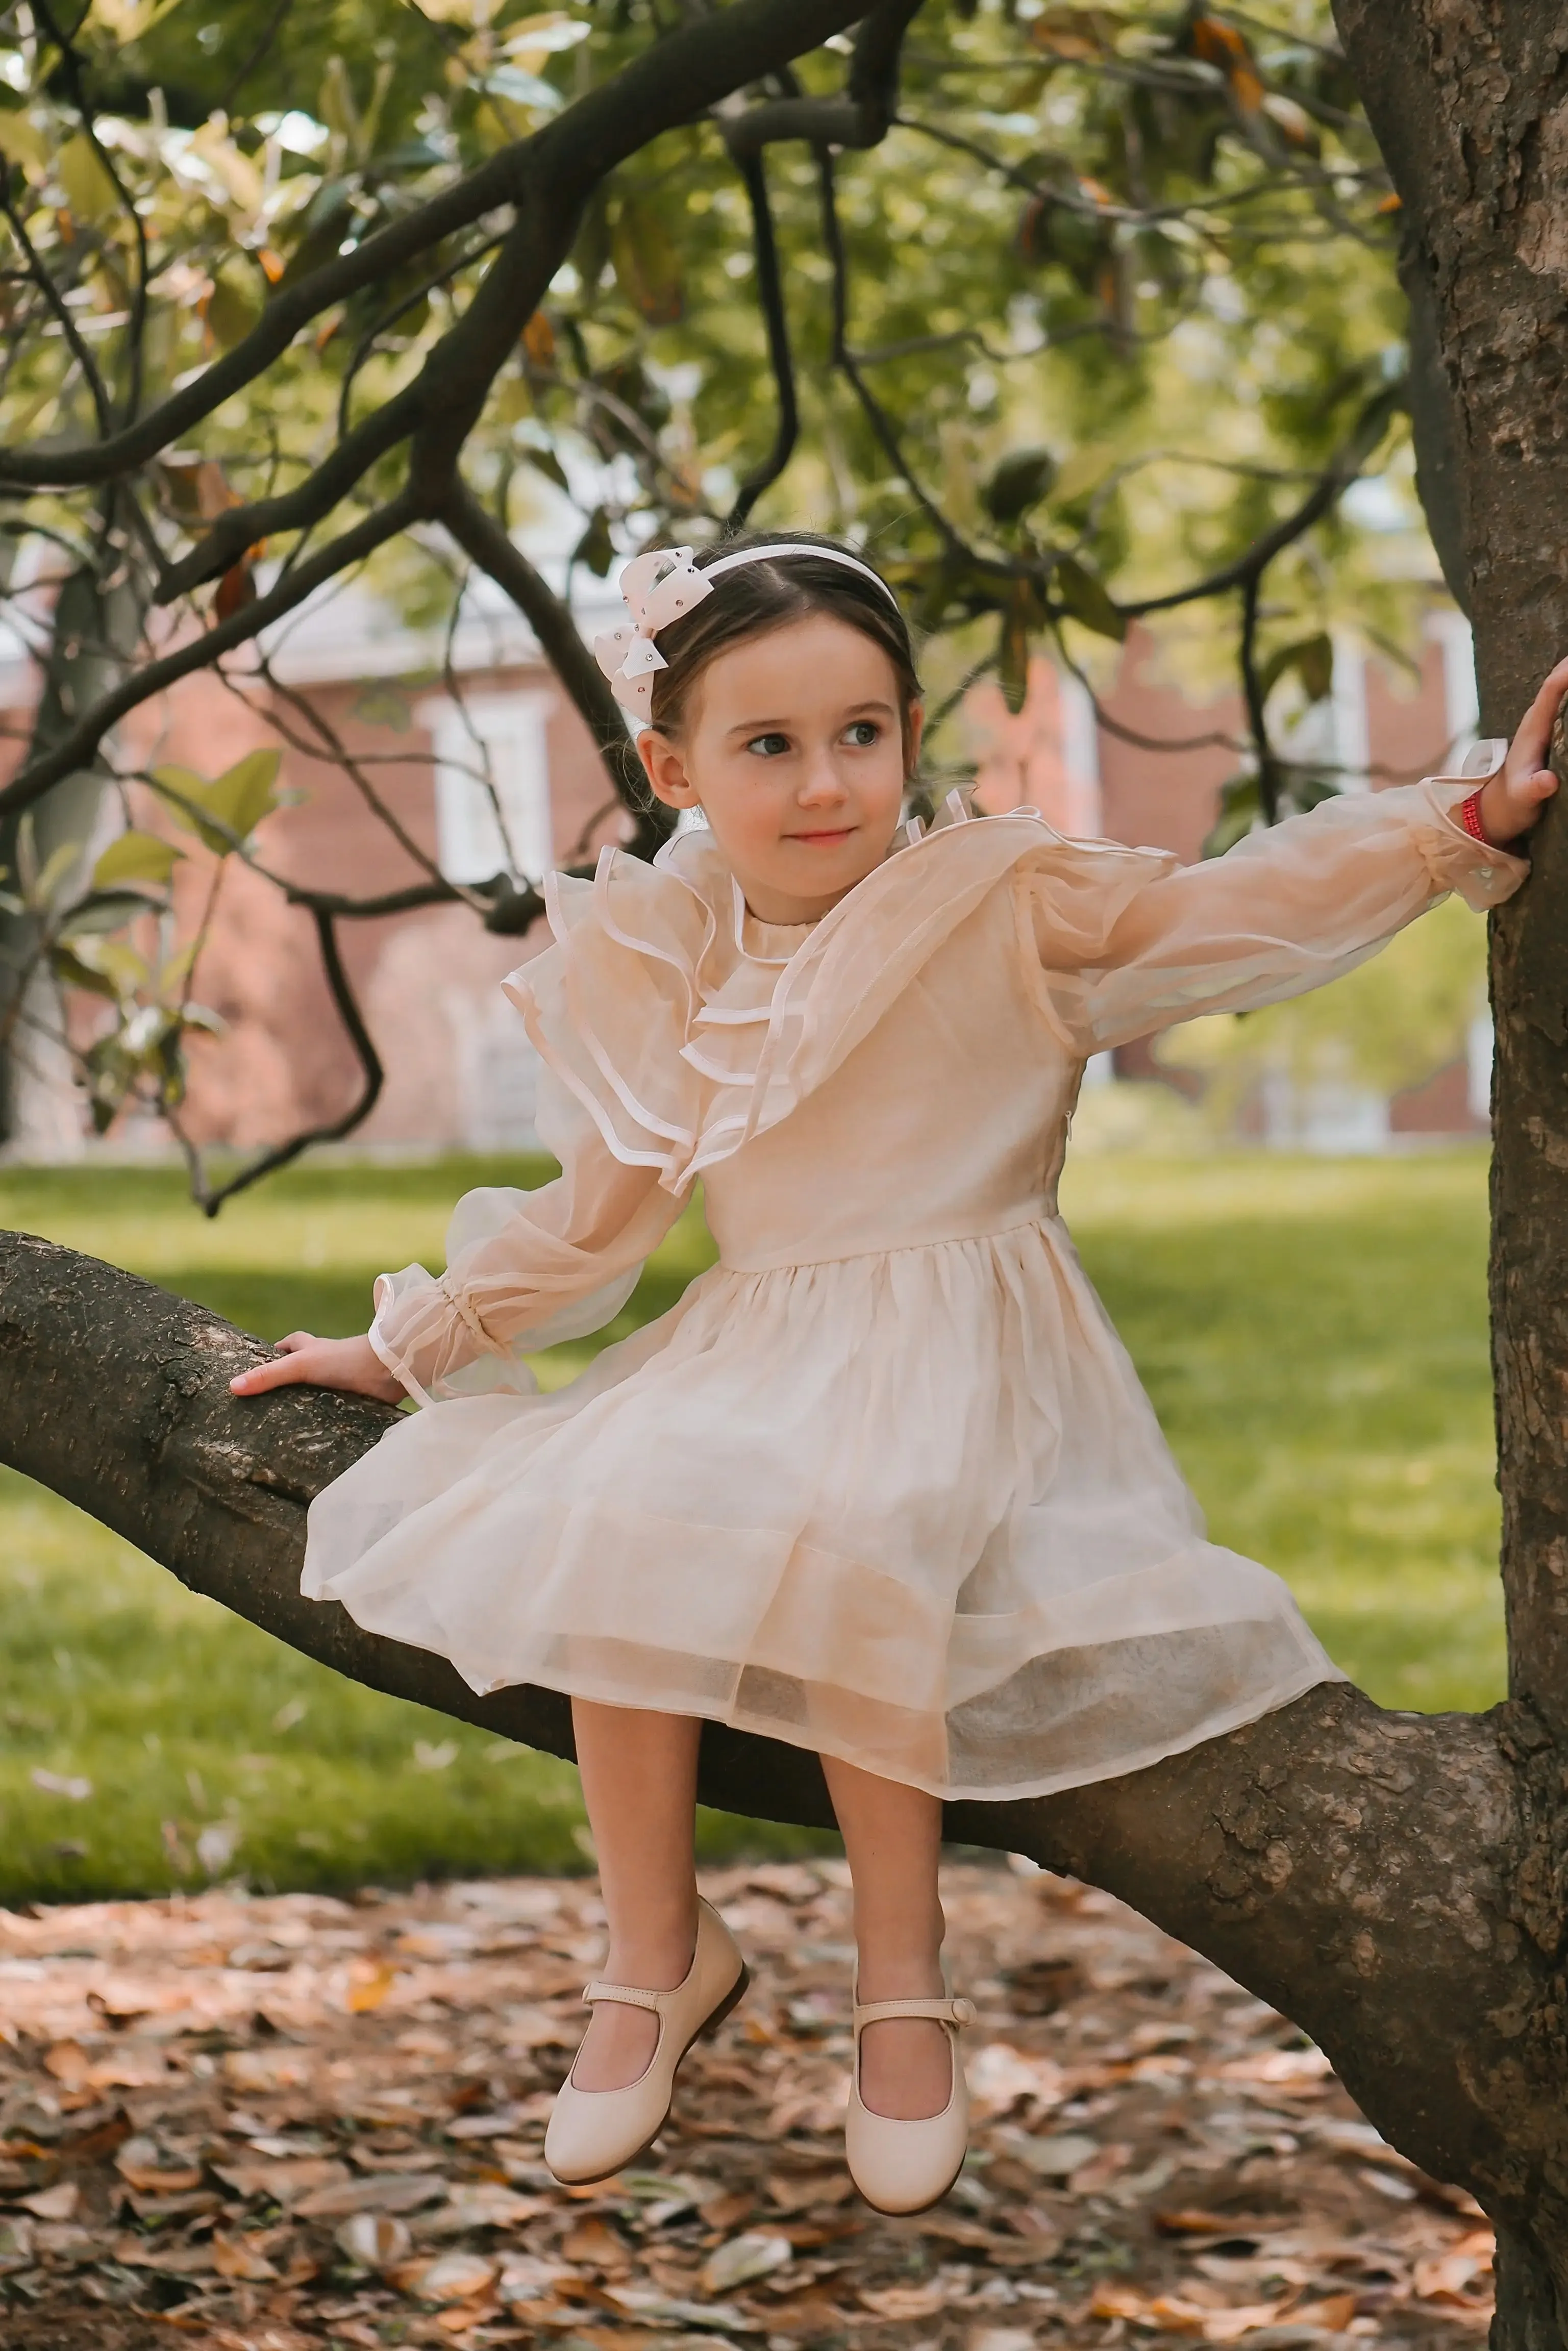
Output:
[1,1225,1565,2265]
[1331,5,1568,2336]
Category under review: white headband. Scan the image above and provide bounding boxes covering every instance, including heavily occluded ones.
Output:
[593,541,901,726]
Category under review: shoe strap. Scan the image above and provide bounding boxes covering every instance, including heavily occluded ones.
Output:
[581,1979,664,2013]
[854,1994,976,2030]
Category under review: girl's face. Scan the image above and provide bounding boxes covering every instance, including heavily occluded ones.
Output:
[638,613,923,926]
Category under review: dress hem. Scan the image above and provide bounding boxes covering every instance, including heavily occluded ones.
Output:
[442,1647,1349,1807]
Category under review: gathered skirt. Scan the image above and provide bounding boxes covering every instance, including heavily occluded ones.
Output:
[302,1215,1340,1801]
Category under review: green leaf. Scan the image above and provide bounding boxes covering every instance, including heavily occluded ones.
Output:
[1202,772,1261,858]
[205,261,265,352]
[154,749,281,855]
[57,133,119,222]
[204,748,282,847]
[49,942,120,1001]
[610,199,683,326]
[982,447,1058,525]
[571,506,615,579]
[1259,631,1335,706]
[91,830,182,889]
[999,585,1033,716]
[31,839,83,910]
[0,111,47,177]
[1054,553,1126,642]
[61,887,167,936]
[54,934,150,999]
[524,443,571,494]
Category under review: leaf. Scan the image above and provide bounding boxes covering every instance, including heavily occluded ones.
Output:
[0,111,47,176]
[155,748,281,854]
[1189,15,1265,113]
[521,309,556,366]
[699,2230,793,2293]
[204,260,265,351]
[982,446,1058,525]
[1054,552,1126,641]
[49,941,119,1001]
[524,442,570,493]
[61,886,166,934]
[158,455,241,523]
[610,198,683,325]
[92,830,182,889]
[213,558,258,621]
[57,134,119,222]
[1259,631,1334,705]
[999,586,1032,716]
[53,935,150,998]
[1202,771,1261,858]
[337,2212,411,2269]
[29,1771,91,1803]
[571,505,615,578]
[1028,7,1123,60]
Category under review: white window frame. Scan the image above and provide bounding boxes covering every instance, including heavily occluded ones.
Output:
[416,691,555,884]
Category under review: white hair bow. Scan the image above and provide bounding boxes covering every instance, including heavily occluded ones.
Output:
[593,546,714,726]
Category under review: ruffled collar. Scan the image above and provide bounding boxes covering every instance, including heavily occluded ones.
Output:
[513,792,1165,1195]
[659,785,984,981]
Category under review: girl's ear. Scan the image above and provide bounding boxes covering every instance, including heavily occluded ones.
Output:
[638,726,701,811]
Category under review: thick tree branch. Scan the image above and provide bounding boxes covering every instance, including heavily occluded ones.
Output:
[440,481,669,857]
[721,0,923,160]
[0,0,873,494]
[0,491,419,821]
[0,1231,1563,2255]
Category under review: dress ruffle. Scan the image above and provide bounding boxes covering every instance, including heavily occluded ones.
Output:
[505,798,1172,1197]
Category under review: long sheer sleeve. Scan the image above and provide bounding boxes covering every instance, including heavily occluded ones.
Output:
[1028,765,1529,1057]
[367,1059,682,1407]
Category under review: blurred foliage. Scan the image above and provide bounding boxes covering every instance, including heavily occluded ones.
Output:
[1155,890,1485,1124]
[0,0,1433,1168]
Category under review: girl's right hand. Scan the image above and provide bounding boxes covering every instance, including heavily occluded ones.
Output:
[229,1332,405,1404]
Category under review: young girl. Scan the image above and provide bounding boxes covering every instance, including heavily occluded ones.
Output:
[232,531,1565,2217]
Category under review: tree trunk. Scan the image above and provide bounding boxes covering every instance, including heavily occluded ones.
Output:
[0,523,154,1142]
[1332,5,1568,2337]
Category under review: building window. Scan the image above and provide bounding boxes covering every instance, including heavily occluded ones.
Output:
[417,691,554,884]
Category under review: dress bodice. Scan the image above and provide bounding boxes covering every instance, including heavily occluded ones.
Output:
[363,776,1522,1406]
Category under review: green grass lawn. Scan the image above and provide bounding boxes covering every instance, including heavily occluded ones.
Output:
[0,1146,1502,1904]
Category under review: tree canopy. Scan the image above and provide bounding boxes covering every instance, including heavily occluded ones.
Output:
[0,0,1433,1191]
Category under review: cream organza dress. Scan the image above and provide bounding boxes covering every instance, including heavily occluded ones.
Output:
[303,764,1524,1800]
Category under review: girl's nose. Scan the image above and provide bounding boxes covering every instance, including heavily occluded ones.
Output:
[797,752,847,805]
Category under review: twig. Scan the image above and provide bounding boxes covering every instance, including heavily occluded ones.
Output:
[176,909,384,1217]
[725,147,799,527]
[0,489,421,819]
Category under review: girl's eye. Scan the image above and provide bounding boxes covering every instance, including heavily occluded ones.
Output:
[745,733,791,758]
[843,720,881,747]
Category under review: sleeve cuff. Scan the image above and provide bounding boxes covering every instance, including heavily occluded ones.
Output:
[1418,774,1530,912]
[368,1275,435,1409]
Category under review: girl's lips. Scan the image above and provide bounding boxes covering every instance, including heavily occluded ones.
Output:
[787,827,856,844]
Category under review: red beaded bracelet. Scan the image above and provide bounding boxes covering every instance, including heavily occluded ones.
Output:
[1459,789,1490,846]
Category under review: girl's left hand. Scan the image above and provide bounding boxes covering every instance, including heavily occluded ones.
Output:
[1477,654,1568,843]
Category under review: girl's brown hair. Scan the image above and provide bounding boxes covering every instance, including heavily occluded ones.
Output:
[644,530,923,767]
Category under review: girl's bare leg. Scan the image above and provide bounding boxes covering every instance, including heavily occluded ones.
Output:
[570,1699,703,2091]
[820,1755,951,2119]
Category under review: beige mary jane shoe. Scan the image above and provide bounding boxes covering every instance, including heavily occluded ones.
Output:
[544,1898,748,2187]
[844,1988,976,2216]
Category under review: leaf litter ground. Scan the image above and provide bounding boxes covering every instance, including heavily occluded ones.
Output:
[0,1861,1491,2350]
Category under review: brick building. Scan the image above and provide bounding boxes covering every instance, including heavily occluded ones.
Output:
[2,559,1486,1160]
